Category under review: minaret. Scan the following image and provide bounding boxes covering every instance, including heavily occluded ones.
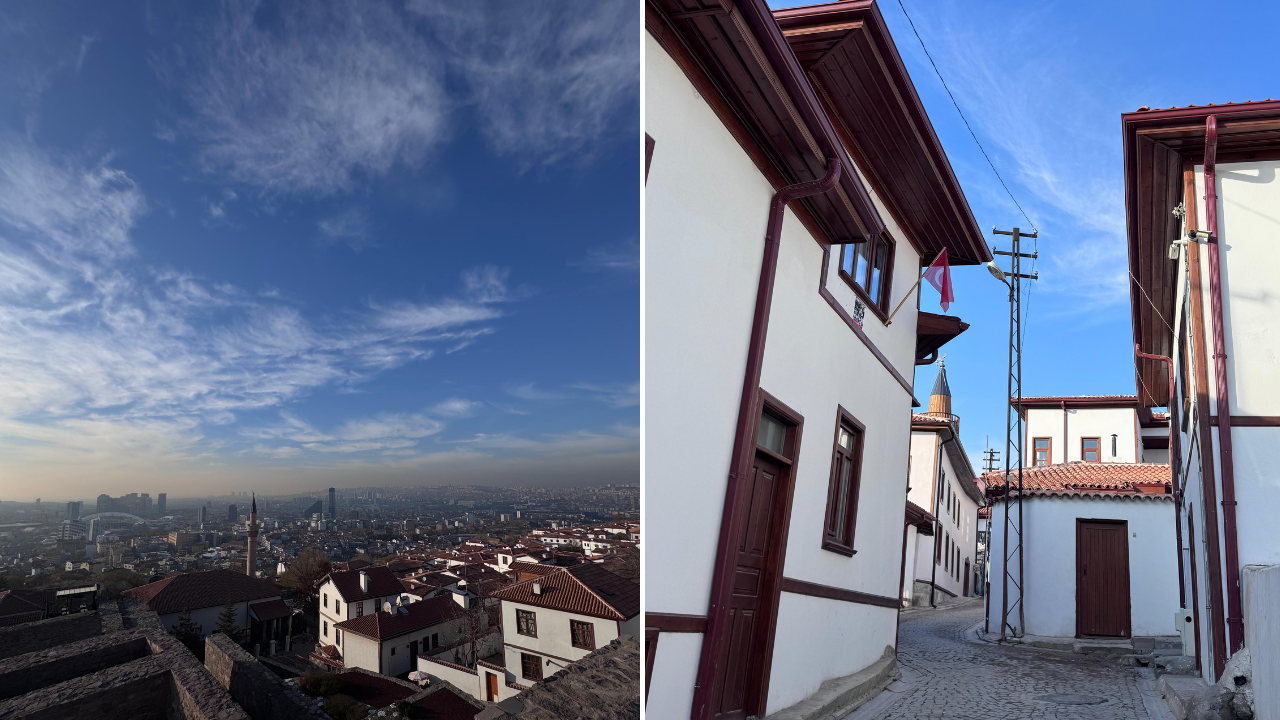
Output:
[246,493,259,577]
[927,357,952,418]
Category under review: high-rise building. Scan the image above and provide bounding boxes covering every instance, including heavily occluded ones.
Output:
[327,487,336,520]
[87,517,101,542]
[97,494,112,513]
[228,504,238,523]
[157,493,166,516]
[65,501,82,520]
[199,506,208,525]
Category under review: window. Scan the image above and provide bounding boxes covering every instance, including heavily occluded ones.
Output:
[356,602,363,618]
[335,602,342,616]
[570,620,596,650]
[945,533,950,571]
[1032,438,1051,467]
[430,633,439,650]
[521,652,543,682]
[1111,434,1118,458]
[516,609,538,637]
[822,409,865,556]
[1082,437,1101,463]
[391,646,396,656]
[323,621,328,637]
[839,233,895,311]
[336,630,341,646]
[322,593,327,609]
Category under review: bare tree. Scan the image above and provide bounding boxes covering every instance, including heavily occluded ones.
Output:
[448,594,496,668]
[278,550,331,632]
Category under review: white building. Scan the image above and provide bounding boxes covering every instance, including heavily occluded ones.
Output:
[332,594,463,676]
[317,566,416,656]
[906,363,984,604]
[1124,99,1280,690]
[645,0,990,717]
[983,463,1178,639]
[1014,395,1170,467]
[122,569,291,652]
[420,564,638,704]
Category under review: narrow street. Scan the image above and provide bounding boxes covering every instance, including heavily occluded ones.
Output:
[855,599,1173,720]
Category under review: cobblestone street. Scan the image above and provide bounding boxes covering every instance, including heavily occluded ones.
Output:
[856,599,1172,720]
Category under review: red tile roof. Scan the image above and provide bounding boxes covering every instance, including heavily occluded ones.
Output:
[122,569,278,615]
[509,562,560,577]
[491,565,638,621]
[980,462,1171,499]
[326,565,406,603]
[0,589,48,625]
[411,687,482,719]
[335,594,464,641]
[249,598,293,622]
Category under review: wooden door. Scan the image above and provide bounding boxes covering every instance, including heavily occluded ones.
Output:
[1076,521,1131,637]
[963,560,970,597]
[710,453,787,719]
[486,672,498,701]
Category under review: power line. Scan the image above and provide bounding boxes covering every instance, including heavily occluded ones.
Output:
[892,0,1037,234]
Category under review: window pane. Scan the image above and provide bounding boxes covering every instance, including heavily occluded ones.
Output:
[841,245,855,277]
[854,241,871,290]
[837,428,853,451]
[834,459,851,541]
[868,239,888,303]
[757,412,785,455]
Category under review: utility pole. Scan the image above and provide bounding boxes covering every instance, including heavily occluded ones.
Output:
[991,226,1038,641]
[982,447,1000,475]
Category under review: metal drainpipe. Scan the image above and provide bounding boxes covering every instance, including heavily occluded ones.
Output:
[1062,400,1068,464]
[1135,344,1185,609]
[692,157,842,719]
[1203,116,1244,654]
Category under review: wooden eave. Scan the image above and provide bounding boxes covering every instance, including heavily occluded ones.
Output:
[915,310,968,363]
[1121,100,1280,406]
[649,0,884,246]
[773,1,990,265]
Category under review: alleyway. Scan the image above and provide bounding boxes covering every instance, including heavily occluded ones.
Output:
[855,599,1173,720]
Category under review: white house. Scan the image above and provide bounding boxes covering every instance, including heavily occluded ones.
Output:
[420,564,638,704]
[1014,395,1170,467]
[317,565,415,655]
[333,594,463,676]
[907,362,984,604]
[1124,99,1280,691]
[645,0,990,717]
[983,462,1178,640]
[122,569,289,651]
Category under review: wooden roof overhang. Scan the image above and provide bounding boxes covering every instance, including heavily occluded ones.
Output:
[1122,100,1280,406]
[915,310,968,365]
[773,1,990,266]
[1010,394,1138,418]
[648,0,885,246]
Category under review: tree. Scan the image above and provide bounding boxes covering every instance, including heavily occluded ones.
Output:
[172,610,204,660]
[215,601,243,643]
[449,595,494,668]
[278,550,331,596]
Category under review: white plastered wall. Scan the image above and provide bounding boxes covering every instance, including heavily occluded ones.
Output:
[907,430,979,598]
[987,496,1178,638]
[1024,407,1139,465]
[500,600,620,666]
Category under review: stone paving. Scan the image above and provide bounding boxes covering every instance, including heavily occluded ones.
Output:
[863,599,1166,720]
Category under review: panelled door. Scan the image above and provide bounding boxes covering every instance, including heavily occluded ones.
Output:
[1076,520,1131,637]
[710,452,788,719]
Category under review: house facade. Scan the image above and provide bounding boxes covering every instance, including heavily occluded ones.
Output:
[122,569,284,645]
[645,1,990,717]
[983,463,1178,640]
[333,594,463,676]
[907,363,984,604]
[1123,99,1280,687]
[317,566,416,655]
[1015,395,1170,467]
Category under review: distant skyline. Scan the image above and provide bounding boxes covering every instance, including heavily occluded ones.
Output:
[0,1,639,500]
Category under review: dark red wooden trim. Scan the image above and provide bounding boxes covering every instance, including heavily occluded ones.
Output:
[818,244,916,396]
[645,628,659,702]
[644,613,707,634]
[778,576,900,609]
[1208,415,1280,427]
[821,405,865,556]
[645,133,655,184]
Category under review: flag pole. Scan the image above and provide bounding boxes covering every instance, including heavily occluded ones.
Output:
[885,250,944,325]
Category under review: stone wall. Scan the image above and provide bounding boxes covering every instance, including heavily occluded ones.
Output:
[0,611,103,660]
[0,635,150,700]
[204,632,328,720]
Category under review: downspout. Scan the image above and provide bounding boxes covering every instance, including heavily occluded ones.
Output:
[1203,116,1244,654]
[691,157,842,719]
[1135,345,1185,609]
[930,431,952,607]
[1062,401,1068,464]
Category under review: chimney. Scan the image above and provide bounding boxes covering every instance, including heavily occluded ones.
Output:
[359,570,369,593]
[532,582,542,595]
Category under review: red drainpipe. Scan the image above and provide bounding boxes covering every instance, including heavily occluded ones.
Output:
[1134,345,1184,609]
[691,157,842,720]
[1203,115,1244,654]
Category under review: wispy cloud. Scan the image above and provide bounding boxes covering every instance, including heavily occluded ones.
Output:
[408,0,638,168]
[0,137,515,466]
[317,207,375,252]
[168,0,450,196]
[504,381,638,408]
[430,398,483,417]
[572,238,639,273]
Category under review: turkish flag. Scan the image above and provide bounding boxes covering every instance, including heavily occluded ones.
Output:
[922,249,953,312]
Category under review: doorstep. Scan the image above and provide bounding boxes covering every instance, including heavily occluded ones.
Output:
[1156,674,1234,720]
[763,646,899,720]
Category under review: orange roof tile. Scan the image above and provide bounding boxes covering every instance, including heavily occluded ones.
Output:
[980,462,1171,499]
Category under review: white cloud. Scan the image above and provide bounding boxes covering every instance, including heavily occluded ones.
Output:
[430,398,482,417]
[0,138,515,466]
[407,0,638,167]
[317,207,375,252]
[572,238,639,273]
[504,381,638,408]
[173,0,449,196]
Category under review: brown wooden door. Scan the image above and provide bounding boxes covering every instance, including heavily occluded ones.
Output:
[1076,521,1130,637]
[710,453,786,719]
[486,672,498,701]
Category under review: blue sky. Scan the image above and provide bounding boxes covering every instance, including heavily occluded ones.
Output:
[771,0,1280,472]
[0,1,639,500]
